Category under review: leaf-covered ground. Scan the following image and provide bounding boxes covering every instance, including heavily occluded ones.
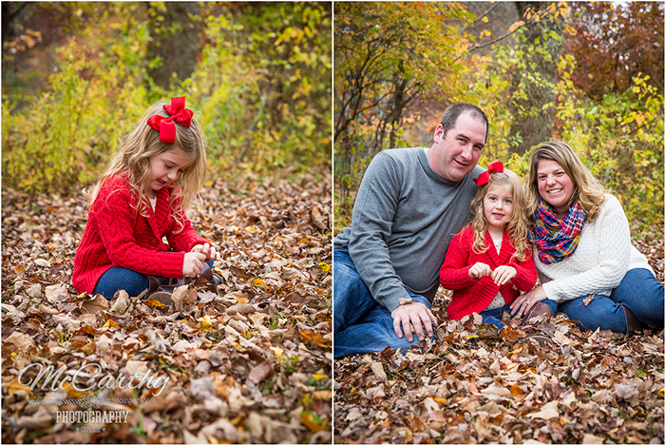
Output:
[1,170,332,444]
[335,234,664,444]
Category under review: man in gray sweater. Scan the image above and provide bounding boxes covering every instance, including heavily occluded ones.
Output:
[334,103,488,357]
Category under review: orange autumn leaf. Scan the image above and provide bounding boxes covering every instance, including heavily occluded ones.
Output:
[102,319,121,329]
[511,384,525,397]
[300,411,325,433]
[145,299,166,309]
[299,329,331,349]
[500,325,525,344]
[6,377,32,397]
[62,381,87,399]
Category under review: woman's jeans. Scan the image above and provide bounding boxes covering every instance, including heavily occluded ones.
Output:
[334,250,434,358]
[558,267,664,333]
[94,259,214,300]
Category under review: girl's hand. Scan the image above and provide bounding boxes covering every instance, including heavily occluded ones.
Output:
[191,243,219,261]
[183,252,207,278]
[491,265,517,286]
[510,286,547,317]
[468,262,492,280]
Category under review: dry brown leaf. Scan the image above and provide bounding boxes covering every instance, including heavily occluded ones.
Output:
[5,331,36,351]
[110,289,130,313]
[80,293,110,314]
[170,285,189,312]
[248,361,273,384]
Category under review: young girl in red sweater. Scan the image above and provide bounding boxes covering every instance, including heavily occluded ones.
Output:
[439,161,555,328]
[73,97,218,304]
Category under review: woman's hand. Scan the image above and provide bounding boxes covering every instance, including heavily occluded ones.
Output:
[492,265,517,286]
[183,252,207,278]
[468,262,492,280]
[190,243,219,261]
[510,286,547,317]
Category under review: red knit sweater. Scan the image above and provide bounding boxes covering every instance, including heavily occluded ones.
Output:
[72,175,210,294]
[440,225,537,321]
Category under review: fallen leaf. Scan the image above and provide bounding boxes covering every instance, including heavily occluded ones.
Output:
[110,289,130,313]
[300,411,325,432]
[200,315,213,331]
[80,293,109,313]
[526,401,560,420]
[5,331,36,351]
[170,285,189,312]
[583,294,595,306]
[248,361,272,384]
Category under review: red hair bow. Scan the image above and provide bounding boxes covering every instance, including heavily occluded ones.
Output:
[473,160,504,186]
[147,97,193,143]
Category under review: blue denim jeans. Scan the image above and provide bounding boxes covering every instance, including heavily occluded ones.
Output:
[94,259,214,300]
[334,250,434,358]
[558,267,664,333]
[480,299,558,329]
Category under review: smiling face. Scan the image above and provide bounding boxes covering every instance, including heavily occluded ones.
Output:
[148,146,194,194]
[429,112,486,182]
[536,159,575,216]
[483,184,514,232]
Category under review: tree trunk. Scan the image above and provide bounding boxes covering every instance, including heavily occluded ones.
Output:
[508,2,563,155]
[147,2,200,89]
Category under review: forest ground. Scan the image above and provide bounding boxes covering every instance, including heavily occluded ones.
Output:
[334,232,664,444]
[1,169,332,444]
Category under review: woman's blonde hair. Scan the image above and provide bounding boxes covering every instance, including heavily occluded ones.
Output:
[524,141,606,223]
[86,100,207,230]
[470,169,530,262]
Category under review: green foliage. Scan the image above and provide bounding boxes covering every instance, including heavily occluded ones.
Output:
[3,3,151,192]
[554,60,664,229]
[334,2,663,233]
[334,2,475,218]
[2,2,331,194]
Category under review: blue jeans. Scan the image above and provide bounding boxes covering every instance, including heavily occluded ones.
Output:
[480,299,558,329]
[334,250,434,358]
[558,268,664,333]
[94,259,214,300]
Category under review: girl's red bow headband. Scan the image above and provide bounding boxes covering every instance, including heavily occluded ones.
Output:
[147,97,193,143]
[473,160,504,186]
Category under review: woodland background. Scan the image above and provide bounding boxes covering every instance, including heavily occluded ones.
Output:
[334,2,664,444]
[2,2,332,443]
[334,1,664,235]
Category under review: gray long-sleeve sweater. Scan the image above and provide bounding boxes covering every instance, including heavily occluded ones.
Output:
[334,147,483,313]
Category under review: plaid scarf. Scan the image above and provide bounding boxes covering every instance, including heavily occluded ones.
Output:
[529,197,586,264]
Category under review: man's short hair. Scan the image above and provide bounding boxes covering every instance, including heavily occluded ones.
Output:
[440,103,489,143]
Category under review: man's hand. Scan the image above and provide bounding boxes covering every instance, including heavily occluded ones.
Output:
[391,302,438,342]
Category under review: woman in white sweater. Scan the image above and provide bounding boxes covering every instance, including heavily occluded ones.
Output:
[510,141,663,334]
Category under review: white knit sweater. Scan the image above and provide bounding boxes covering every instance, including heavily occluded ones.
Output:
[536,194,655,303]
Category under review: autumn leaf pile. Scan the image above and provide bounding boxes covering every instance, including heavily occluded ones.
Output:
[1,170,332,444]
[335,235,665,444]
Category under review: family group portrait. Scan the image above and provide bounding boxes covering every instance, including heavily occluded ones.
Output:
[1,1,663,445]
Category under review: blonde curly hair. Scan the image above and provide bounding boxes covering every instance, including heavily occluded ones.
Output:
[86,99,207,231]
[524,141,606,223]
[469,168,531,262]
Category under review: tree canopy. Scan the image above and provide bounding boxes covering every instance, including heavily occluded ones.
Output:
[2,2,332,193]
[334,1,663,233]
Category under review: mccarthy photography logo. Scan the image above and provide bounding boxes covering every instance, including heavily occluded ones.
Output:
[18,362,170,396]
[16,361,169,426]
